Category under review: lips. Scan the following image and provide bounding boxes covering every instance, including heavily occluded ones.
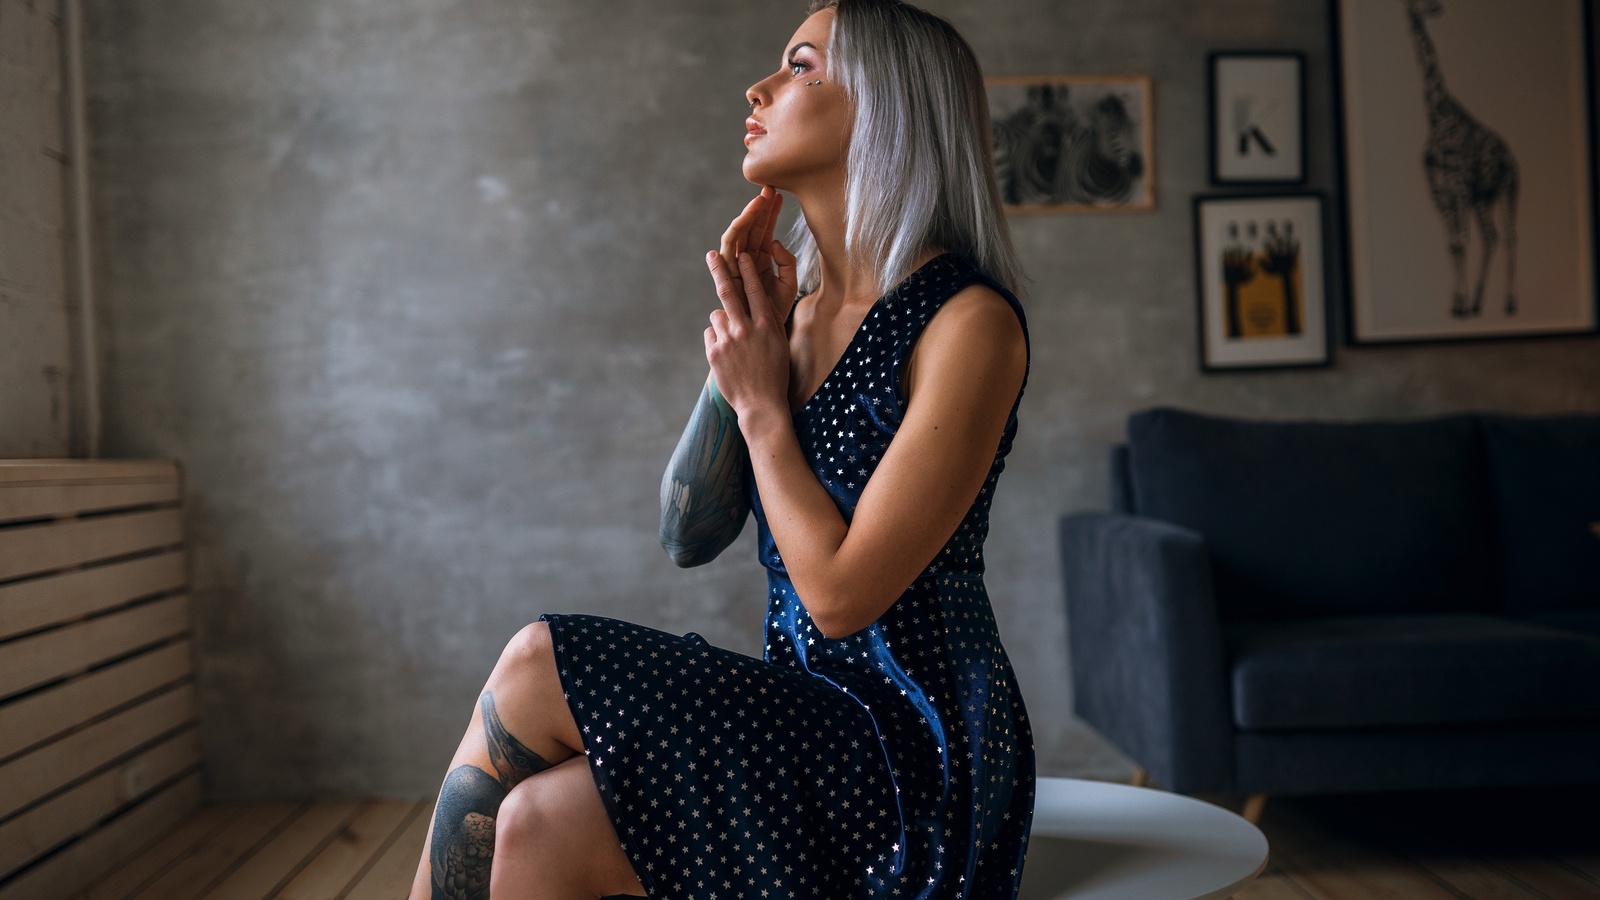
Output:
[745,117,766,135]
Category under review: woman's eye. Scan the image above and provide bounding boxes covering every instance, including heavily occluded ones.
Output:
[790,62,806,76]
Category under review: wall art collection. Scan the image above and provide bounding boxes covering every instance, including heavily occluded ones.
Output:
[988,0,1598,370]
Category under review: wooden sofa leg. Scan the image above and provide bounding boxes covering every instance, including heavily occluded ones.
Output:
[1241,793,1268,824]
[1129,766,1151,787]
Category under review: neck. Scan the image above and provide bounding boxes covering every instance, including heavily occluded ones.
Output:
[1408,10,1447,108]
[790,175,881,306]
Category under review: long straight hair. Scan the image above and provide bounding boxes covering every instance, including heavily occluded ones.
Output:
[790,0,1027,299]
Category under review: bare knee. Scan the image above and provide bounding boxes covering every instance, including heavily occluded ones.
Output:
[493,621,558,687]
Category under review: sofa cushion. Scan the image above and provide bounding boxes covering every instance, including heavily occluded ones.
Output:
[1482,415,1600,615]
[1225,614,1600,731]
[1125,407,1495,621]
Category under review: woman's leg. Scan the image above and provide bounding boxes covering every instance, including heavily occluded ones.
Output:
[490,757,646,899]
[407,621,643,899]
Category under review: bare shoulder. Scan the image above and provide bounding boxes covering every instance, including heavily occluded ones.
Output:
[905,283,1027,402]
[917,282,1027,368]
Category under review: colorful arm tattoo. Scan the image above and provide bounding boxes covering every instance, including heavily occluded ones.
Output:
[659,377,752,567]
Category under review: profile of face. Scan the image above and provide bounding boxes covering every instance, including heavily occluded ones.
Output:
[742,9,852,190]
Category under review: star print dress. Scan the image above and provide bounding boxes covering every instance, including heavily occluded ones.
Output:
[541,252,1035,898]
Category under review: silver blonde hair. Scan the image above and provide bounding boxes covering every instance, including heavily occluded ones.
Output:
[790,0,1027,299]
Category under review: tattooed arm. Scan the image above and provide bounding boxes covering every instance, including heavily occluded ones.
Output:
[659,185,797,567]
[659,376,752,567]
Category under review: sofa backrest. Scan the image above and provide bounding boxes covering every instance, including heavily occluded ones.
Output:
[1123,407,1496,621]
[1481,415,1600,614]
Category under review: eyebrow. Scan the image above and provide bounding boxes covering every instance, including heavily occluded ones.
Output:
[787,41,818,60]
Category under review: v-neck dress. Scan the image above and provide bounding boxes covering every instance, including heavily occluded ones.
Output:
[541,252,1035,899]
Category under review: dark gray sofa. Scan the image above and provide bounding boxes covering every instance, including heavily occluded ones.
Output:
[1059,406,1600,796]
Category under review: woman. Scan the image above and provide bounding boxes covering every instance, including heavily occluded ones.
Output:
[410,1,1033,897]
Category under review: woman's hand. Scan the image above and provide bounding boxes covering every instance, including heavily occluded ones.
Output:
[718,185,799,323]
[704,251,791,425]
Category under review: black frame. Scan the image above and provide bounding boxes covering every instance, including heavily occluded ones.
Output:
[1192,191,1334,372]
[1208,51,1307,186]
[1329,0,1600,346]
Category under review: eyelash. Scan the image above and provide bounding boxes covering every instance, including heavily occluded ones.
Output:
[789,60,809,76]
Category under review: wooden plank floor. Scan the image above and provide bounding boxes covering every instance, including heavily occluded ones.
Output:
[76,799,433,900]
[71,784,1600,899]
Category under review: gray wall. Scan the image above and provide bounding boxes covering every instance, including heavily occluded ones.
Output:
[81,0,1600,799]
[1,0,72,457]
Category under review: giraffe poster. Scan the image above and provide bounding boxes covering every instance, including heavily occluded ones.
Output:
[1334,0,1598,343]
[1193,194,1331,370]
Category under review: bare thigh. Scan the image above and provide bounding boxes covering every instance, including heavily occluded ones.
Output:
[491,756,645,899]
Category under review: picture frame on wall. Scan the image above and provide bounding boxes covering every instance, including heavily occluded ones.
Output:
[1209,51,1306,184]
[985,74,1155,214]
[1193,193,1331,371]
[1332,0,1599,344]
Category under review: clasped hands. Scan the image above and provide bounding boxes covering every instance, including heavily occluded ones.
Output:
[704,185,799,425]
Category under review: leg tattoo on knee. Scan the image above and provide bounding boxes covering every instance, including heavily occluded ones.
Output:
[429,691,558,900]
[431,766,500,900]
[481,690,555,784]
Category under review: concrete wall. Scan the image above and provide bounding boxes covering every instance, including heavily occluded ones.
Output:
[80,0,1600,799]
[0,0,72,457]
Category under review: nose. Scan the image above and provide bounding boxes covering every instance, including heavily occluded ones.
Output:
[746,77,771,109]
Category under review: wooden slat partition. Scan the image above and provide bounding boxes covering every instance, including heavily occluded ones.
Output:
[0,460,199,900]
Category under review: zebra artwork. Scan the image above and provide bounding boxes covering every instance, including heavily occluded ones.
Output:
[987,76,1154,210]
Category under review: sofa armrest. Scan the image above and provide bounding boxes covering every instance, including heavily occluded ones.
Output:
[1059,512,1234,792]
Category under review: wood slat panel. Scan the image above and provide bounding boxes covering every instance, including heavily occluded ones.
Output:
[0,639,192,761]
[82,805,241,900]
[0,728,199,878]
[125,803,304,900]
[0,480,180,525]
[0,594,189,699]
[0,507,182,582]
[0,683,196,821]
[272,800,417,900]
[0,550,186,641]
[203,801,363,900]
[0,772,203,900]
[0,461,178,485]
[341,801,432,900]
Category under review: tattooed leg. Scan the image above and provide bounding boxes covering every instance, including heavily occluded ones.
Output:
[428,692,558,900]
[410,622,586,900]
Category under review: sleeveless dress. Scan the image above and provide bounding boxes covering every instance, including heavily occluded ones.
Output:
[542,252,1035,899]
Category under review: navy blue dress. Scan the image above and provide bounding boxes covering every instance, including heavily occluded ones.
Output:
[543,252,1035,898]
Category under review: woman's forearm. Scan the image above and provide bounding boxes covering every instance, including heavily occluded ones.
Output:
[736,405,865,636]
[659,377,753,567]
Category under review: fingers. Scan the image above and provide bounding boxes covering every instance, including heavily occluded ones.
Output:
[719,192,769,269]
[706,251,750,322]
[757,187,782,257]
[736,252,775,326]
[770,239,797,293]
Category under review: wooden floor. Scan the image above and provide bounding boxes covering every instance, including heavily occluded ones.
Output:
[72,784,1600,900]
[76,798,435,900]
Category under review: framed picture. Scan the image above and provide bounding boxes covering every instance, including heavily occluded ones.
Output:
[986,75,1155,214]
[1209,52,1306,184]
[1332,0,1599,344]
[1193,193,1332,371]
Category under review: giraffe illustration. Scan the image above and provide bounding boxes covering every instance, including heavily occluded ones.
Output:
[1404,0,1519,318]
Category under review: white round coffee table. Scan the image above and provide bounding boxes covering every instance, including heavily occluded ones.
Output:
[1018,777,1268,900]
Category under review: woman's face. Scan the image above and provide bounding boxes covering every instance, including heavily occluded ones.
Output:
[741,9,851,190]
